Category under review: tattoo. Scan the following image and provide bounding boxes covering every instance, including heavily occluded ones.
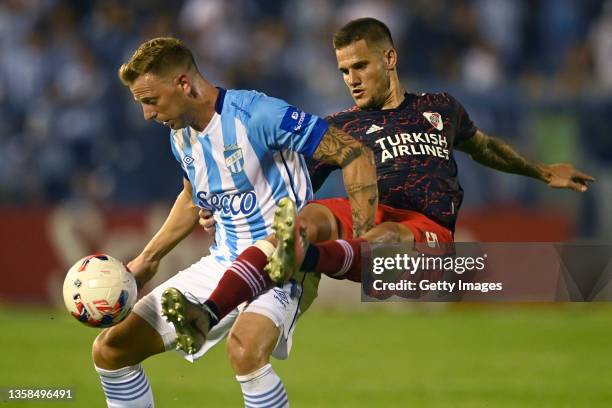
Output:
[344,182,377,195]
[312,126,364,167]
[313,124,379,237]
[346,182,378,236]
[461,131,543,180]
[351,191,378,237]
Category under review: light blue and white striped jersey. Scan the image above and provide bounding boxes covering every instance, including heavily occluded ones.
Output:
[170,88,328,265]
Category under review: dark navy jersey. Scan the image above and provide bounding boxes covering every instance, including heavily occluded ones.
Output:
[310,92,477,232]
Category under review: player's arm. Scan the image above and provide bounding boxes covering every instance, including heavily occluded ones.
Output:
[248,94,378,237]
[312,125,378,237]
[456,130,594,192]
[128,178,200,288]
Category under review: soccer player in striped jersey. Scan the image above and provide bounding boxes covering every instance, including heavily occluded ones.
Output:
[195,17,594,319]
[91,37,377,408]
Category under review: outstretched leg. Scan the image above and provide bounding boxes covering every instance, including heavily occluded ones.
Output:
[160,288,213,355]
[269,203,415,283]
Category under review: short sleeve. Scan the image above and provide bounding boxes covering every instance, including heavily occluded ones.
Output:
[447,93,477,145]
[248,94,328,158]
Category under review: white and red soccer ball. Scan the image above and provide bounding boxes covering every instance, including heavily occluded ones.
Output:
[62,254,137,328]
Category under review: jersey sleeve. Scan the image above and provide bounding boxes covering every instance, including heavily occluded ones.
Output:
[248,93,329,158]
[447,93,478,145]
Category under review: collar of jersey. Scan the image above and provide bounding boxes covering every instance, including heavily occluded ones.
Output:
[188,87,225,137]
[215,87,226,114]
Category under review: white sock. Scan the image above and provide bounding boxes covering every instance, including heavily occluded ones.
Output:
[236,363,289,408]
[95,364,154,408]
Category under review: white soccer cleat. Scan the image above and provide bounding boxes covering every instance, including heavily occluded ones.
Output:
[265,197,308,283]
[161,288,211,355]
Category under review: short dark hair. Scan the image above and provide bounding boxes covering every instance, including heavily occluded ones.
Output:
[119,37,197,86]
[333,17,394,50]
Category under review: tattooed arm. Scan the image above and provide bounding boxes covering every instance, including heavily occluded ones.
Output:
[312,125,378,237]
[456,130,594,192]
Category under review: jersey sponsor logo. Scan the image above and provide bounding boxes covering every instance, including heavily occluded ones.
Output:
[366,123,384,134]
[375,133,450,163]
[196,190,258,217]
[423,112,443,131]
[224,147,244,174]
[280,106,311,135]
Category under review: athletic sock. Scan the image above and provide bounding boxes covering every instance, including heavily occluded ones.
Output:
[301,238,367,282]
[236,364,289,408]
[95,364,154,408]
[204,241,275,324]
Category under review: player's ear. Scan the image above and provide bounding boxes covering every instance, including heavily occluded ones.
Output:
[385,48,397,70]
[175,73,192,95]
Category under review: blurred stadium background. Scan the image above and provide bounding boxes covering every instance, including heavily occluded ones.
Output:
[1,0,612,407]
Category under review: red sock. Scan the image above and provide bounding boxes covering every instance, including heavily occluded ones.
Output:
[311,238,367,282]
[205,245,273,322]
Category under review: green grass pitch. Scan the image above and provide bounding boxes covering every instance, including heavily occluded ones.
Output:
[1,305,611,407]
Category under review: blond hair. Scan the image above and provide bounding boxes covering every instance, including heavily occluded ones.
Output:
[118,37,197,86]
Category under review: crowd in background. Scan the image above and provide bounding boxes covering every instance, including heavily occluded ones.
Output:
[1,0,611,239]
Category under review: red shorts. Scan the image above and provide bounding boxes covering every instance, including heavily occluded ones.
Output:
[309,198,454,252]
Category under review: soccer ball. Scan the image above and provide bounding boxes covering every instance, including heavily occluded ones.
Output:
[62,254,137,328]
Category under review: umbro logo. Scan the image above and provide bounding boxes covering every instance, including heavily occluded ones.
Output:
[366,124,384,134]
[183,155,194,165]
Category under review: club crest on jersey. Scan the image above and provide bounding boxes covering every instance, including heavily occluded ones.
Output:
[224,148,244,174]
[423,112,443,131]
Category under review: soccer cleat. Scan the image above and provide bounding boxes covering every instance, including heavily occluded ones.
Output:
[265,197,309,283]
[161,288,211,355]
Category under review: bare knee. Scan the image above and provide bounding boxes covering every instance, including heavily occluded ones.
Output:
[92,329,128,369]
[298,203,339,242]
[226,313,279,376]
[362,222,414,244]
[299,216,321,243]
[226,331,272,376]
[92,314,165,370]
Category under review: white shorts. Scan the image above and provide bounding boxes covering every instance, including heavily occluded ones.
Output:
[133,255,311,362]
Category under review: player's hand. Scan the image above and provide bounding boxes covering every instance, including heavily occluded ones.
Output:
[198,209,215,234]
[127,254,159,289]
[543,163,595,192]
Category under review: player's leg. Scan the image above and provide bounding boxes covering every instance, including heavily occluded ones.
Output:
[165,200,340,355]
[298,201,342,242]
[361,221,414,244]
[266,197,422,283]
[92,313,163,407]
[296,206,454,283]
[93,256,241,407]
[227,313,289,407]
[297,221,414,282]
[93,314,165,369]
[265,199,343,282]
[226,271,310,408]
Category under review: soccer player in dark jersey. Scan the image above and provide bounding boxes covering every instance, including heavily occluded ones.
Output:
[258,17,595,285]
[186,17,594,358]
